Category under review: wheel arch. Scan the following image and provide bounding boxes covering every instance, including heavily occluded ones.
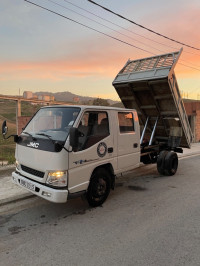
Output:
[90,163,115,190]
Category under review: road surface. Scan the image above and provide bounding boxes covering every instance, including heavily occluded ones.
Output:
[0,155,200,266]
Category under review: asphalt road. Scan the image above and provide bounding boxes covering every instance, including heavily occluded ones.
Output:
[0,155,200,266]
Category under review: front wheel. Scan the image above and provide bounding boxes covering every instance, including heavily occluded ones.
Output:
[87,168,111,207]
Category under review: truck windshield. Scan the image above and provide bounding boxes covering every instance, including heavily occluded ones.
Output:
[23,107,80,142]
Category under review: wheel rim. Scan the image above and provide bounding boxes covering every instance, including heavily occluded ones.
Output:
[92,177,107,202]
[171,157,178,173]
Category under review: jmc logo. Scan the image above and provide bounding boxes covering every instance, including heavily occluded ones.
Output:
[27,142,39,148]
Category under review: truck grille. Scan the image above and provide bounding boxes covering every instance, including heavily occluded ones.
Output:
[21,165,45,178]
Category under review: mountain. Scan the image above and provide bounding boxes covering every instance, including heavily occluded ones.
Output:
[35,91,119,105]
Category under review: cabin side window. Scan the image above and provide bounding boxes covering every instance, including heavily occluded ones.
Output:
[118,112,135,133]
[76,111,110,151]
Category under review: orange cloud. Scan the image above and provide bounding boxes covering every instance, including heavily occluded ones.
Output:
[0,47,131,81]
[0,26,199,89]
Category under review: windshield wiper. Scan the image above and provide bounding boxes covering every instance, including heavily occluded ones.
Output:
[35,133,53,142]
[22,131,37,140]
[35,133,71,153]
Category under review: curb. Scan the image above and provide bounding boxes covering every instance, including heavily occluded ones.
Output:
[0,164,15,171]
[0,193,36,207]
[178,152,200,159]
[0,151,200,207]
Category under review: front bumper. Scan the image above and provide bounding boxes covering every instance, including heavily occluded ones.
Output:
[12,171,68,203]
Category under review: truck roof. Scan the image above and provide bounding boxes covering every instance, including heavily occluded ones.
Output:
[40,104,135,112]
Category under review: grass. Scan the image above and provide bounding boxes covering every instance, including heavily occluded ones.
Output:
[0,100,16,123]
[0,144,16,164]
[0,118,17,164]
[0,100,40,164]
[21,101,41,117]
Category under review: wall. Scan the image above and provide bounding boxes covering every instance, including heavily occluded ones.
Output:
[184,101,200,115]
[196,110,200,142]
[184,101,200,142]
[17,116,31,134]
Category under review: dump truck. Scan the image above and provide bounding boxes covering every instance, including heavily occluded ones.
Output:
[2,49,193,207]
[113,48,193,173]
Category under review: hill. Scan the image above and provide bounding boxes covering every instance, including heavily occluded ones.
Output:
[35,91,119,105]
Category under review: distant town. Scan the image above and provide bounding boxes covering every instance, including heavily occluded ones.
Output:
[23,91,79,103]
[21,90,119,105]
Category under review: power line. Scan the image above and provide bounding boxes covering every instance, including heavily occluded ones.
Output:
[24,0,200,72]
[179,63,200,72]
[58,0,200,69]
[24,0,154,55]
[63,0,171,52]
[63,0,171,47]
[47,0,161,54]
[88,0,200,51]
[181,60,200,69]
[63,0,200,57]
[47,0,200,69]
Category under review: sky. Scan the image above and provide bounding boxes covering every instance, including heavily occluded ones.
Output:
[0,0,200,100]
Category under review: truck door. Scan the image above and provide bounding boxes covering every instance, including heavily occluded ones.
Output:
[117,111,140,171]
[68,110,114,194]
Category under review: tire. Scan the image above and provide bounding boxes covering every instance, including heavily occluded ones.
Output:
[141,148,158,165]
[157,150,168,175]
[141,154,151,164]
[163,151,178,176]
[87,168,111,207]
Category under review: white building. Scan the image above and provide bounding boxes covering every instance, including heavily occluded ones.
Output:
[23,91,33,99]
[38,95,55,101]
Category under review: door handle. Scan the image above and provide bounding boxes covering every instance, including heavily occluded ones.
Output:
[133,143,138,148]
[108,147,113,153]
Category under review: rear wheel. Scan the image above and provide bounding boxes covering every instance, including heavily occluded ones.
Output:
[87,168,111,207]
[157,150,168,175]
[164,151,178,176]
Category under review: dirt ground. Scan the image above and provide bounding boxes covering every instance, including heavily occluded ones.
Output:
[0,166,15,178]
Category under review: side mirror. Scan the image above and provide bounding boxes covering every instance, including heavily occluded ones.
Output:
[69,127,79,151]
[1,120,20,142]
[2,120,8,137]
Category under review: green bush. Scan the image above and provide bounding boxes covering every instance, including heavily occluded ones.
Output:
[0,145,16,164]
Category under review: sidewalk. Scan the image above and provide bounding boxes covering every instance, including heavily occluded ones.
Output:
[0,143,200,206]
[0,165,35,206]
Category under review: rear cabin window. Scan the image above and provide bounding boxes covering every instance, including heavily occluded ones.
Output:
[118,112,134,133]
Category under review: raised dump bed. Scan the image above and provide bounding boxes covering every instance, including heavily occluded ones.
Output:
[113,49,193,148]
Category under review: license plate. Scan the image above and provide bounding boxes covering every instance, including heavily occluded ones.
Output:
[20,179,35,191]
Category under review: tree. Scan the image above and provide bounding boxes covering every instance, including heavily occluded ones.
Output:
[92,98,110,106]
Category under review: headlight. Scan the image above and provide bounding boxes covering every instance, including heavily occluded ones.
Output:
[46,171,67,187]
[15,160,20,171]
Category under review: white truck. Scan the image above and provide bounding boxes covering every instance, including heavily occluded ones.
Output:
[2,49,193,207]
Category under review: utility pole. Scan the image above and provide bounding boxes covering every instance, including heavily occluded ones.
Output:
[16,100,21,135]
